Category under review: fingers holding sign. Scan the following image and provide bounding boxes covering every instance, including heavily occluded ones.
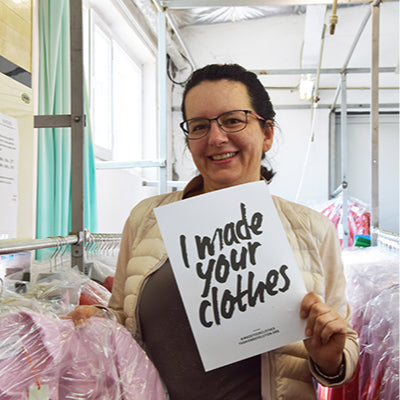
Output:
[300,292,347,376]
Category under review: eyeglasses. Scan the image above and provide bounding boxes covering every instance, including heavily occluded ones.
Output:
[180,109,266,140]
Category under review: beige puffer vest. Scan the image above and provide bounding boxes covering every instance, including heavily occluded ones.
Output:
[108,181,359,400]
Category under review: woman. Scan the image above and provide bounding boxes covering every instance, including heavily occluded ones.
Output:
[70,64,359,399]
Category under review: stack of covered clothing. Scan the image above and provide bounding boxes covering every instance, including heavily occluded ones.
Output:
[0,311,166,399]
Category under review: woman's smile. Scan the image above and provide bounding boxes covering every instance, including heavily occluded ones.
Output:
[209,152,238,161]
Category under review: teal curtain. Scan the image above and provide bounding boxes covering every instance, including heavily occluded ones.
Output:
[36,0,97,243]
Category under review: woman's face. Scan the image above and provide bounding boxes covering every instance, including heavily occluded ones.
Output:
[185,80,274,193]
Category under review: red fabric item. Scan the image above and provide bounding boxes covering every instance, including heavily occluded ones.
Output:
[103,276,114,293]
[79,293,95,305]
[321,198,370,247]
[362,359,385,400]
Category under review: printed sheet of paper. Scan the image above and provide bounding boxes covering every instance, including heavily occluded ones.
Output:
[0,113,18,237]
[154,181,307,371]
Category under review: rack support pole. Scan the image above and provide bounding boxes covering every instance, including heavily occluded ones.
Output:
[157,9,168,194]
[341,72,349,248]
[70,0,85,269]
[371,1,380,244]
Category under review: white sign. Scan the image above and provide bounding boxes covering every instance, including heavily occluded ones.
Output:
[0,113,19,237]
[155,181,307,371]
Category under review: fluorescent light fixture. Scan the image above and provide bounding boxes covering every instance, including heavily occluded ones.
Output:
[299,74,316,100]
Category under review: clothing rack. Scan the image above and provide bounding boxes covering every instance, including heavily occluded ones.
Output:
[31,0,169,269]
[372,227,400,253]
[0,232,121,257]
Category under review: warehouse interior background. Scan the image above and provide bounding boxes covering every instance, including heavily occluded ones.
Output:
[0,0,398,240]
[0,2,399,398]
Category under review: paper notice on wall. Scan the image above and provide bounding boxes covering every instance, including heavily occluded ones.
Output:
[0,113,19,237]
[154,181,307,372]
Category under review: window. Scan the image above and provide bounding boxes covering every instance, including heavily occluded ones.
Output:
[113,43,143,161]
[82,0,159,233]
[91,23,112,159]
[83,0,156,162]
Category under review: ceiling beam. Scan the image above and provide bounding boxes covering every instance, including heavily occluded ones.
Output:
[252,67,396,75]
[160,0,376,9]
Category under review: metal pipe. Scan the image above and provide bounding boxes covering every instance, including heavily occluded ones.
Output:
[261,85,399,91]
[295,20,327,201]
[371,227,400,251]
[341,72,349,248]
[142,179,187,188]
[158,10,168,194]
[0,235,79,255]
[329,4,373,122]
[328,111,337,197]
[161,0,374,7]
[253,67,396,75]
[95,159,167,169]
[315,23,327,91]
[329,0,338,34]
[331,184,344,198]
[310,23,327,141]
[342,5,372,71]
[330,81,342,111]
[152,0,196,69]
[164,10,196,69]
[172,103,398,112]
[370,1,380,244]
[69,0,86,270]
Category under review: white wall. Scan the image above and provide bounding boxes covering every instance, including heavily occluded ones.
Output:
[96,169,158,233]
[336,113,399,233]
[268,108,331,205]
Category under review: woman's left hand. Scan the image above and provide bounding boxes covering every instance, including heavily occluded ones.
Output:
[300,291,347,376]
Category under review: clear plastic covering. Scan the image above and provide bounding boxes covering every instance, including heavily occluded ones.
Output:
[0,262,166,399]
[79,278,111,307]
[319,196,370,247]
[2,266,88,317]
[318,246,399,400]
[0,310,167,399]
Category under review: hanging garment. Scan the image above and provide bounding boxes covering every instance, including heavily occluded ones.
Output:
[320,196,370,247]
[318,247,399,400]
[0,311,166,399]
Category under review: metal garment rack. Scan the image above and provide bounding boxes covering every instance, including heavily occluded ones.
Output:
[27,0,130,267]
[2,0,169,265]
[0,235,80,255]
[0,233,121,257]
[331,1,382,247]
[372,228,400,253]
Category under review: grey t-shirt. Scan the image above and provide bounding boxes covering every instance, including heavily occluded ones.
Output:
[139,259,261,400]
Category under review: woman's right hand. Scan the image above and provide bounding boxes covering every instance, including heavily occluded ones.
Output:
[66,305,104,326]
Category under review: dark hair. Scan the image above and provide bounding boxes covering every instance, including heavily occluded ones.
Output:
[181,63,276,182]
